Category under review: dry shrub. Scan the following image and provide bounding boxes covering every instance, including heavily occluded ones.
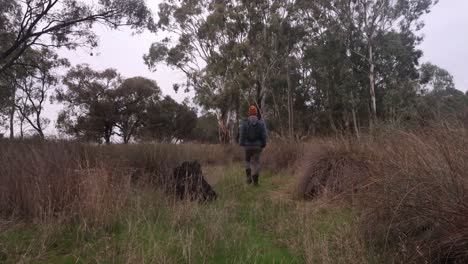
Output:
[362,127,468,263]
[297,125,468,263]
[297,139,370,200]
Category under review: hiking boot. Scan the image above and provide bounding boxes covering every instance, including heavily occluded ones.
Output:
[246,168,252,184]
[253,174,259,186]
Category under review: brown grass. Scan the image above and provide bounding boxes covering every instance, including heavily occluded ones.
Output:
[0,140,130,224]
[1,125,467,263]
[362,127,468,263]
[296,125,468,263]
[0,140,241,223]
[261,140,305,172]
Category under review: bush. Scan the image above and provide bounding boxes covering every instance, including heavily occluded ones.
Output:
[297,140,370,199]
[362,127,468,263]
[296,126,468,263]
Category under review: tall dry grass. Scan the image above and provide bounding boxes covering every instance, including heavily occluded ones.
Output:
[261,140,305,172]
[362,127,468,263]
[297,125,468,263]
[2,125,467,263]
[0,140,241,223]
[0,140,130,224]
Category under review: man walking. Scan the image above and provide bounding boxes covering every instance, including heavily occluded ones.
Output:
[239,105,267,186]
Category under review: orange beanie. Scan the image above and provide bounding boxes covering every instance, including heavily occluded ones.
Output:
[249,105,258,116]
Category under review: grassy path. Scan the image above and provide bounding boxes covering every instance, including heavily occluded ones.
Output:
[0,164,366,263]
[206,166,302,264]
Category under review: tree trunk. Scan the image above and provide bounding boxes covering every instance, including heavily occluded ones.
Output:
[326,76,338,134]
[33,111,45,139]
[19,118,24,139]
[352,106,360,139]
[35,115,44,139]
[260,90,267,120]
[38,130,45,139]
[258,73,268,121]
[235,94,240,144]
[343,111,350,132]
[368,43,377,122]
[328,112,338,134]
[9,92,15,139]
[217,111,230,144]
[286,57,294,139]
[271,91,284,136]
[123,126,130,144]
[104,126,112,144]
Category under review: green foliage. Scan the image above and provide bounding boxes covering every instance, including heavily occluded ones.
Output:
[138,96,198,143]
[146,0,459,138]
[114,77,161,143]
[57,66,198,144]
[2,0,461,140]
[416,87,468,122]
[420,62,456,92]
[0,78,11,125]
[57,65,123,143]
[190,112,219,143]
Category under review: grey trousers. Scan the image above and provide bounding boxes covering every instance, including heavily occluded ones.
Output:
[245,146,262,175]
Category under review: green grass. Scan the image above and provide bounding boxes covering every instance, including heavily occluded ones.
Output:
[0,165,370,264]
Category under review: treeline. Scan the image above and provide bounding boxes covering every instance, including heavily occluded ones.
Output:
[57,65,202,144]
[1,59,220,143]
[0,45,220,143]
[0,47,222,143]
[1,0,468,143]
[0,0,220,143]
[145,0,468,140]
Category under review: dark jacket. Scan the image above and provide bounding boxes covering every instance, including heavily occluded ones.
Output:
[239,116,267,148]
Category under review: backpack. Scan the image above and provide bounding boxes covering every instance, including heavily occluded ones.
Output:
[246,121,261,141]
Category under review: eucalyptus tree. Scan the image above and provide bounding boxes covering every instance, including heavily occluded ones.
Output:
[293,0,365,135]
[146,0,304,141]
[0,0,154,137]
[337,0,437,122]
[294,0,437,132]
[144,0,242,142]
[0,0,154,77]
[137,96,197,143]
[146,0,441,138]
[415,63,464,122]
[57,65,123,144]
[419,62,455,93]
[113,77,161,144]
[13,48,69,139]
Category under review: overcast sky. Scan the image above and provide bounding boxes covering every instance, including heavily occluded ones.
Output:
[7,0,468,136]
[419,0,468,91]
